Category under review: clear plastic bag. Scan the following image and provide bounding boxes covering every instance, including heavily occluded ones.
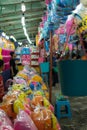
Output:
[14,110,38,130]
[0,109,14,130]
[30,107,60,130]
[0,97,17,119]
[30,95,54,112]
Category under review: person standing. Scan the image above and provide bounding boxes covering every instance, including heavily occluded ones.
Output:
[52,53,59,87]
[10,52,18,78]
[0,59,4,101]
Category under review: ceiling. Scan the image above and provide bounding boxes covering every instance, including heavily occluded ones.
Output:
[0,0,46,43]
[0,0,86,44]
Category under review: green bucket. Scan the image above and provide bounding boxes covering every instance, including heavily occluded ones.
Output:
[58,60,87,96]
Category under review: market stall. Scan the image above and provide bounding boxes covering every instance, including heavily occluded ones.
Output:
[37,0,87,97]
[0,36,16,84]
[0,65,61,130]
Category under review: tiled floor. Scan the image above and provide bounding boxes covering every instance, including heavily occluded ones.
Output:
[51,84,87,130]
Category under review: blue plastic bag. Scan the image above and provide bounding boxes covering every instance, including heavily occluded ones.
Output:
[45,41,49,52]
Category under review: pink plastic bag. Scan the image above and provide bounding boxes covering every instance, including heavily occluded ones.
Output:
[40,22,44,28]
[0,109,12,126]
[45,0,52,5]
[55,25,65,34]
[38,57,44,63]
[0,109,14,130]
[66,18,76,35]
[14,110,38,130]
[68,44,73,51]
[0,125,14,130]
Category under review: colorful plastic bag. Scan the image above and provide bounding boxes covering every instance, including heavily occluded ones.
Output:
[0,109,14,130]
[31,107,60,130]
[14,110,38,130]
[30,95,54,112]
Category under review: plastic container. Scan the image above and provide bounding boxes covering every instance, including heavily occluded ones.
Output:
[40,62,49,73]
[58,60,87,96]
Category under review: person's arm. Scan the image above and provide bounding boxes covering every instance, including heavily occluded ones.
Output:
[10,66,14,76]
[10,60,14,76]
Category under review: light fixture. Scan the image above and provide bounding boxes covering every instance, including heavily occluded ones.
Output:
[21,15,25,26]
[21,1,26,12]
[2,32,6,37]
[18,42,22,45]
[10,35,17,42]
[21,3,32,44]
[6,35,9,40]
[26,44,28,47]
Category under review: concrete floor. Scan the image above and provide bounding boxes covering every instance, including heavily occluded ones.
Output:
[51,84,87,130]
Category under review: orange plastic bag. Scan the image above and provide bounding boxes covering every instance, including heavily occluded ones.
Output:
[30,107,59,130]
[30,95,54,112]
[0,98,16,119]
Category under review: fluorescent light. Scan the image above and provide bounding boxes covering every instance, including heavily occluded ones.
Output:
[21,16,25,26]
[21,11,32,44]
[23,26,32,43]
[10,35,17,42]
[27,37,32,44]
[24,31,28,37]
[2,7,5,10]
[18,42,22,45]
[2,32,6,37]
[6,35,9,40]
[23,26,26,32]
[23,27,28,36]
[21,2,26,12]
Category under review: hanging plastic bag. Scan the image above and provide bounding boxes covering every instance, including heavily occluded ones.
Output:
[56,0,79,8]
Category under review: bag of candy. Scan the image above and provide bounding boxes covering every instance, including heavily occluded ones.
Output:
[30,107,61,130]
[14,110,38,130]
[0,109,14,130]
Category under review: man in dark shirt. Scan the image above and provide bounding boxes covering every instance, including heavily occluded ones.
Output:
[52,53,59,87]
[10,52,18,78]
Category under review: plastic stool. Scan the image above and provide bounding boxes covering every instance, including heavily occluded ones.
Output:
[55,100,72,119]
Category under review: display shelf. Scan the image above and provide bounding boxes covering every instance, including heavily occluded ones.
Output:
[31,65,39,67]
[31,52,39,55]
[2,48,14,51]
[4,62,9,65]
[1,49,12,70]
[16,53,21,55]
[31,58,38,61]
[3,56,11,57]
[30,46,40,66]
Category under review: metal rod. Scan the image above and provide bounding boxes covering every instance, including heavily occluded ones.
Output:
[49,31,53,103]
